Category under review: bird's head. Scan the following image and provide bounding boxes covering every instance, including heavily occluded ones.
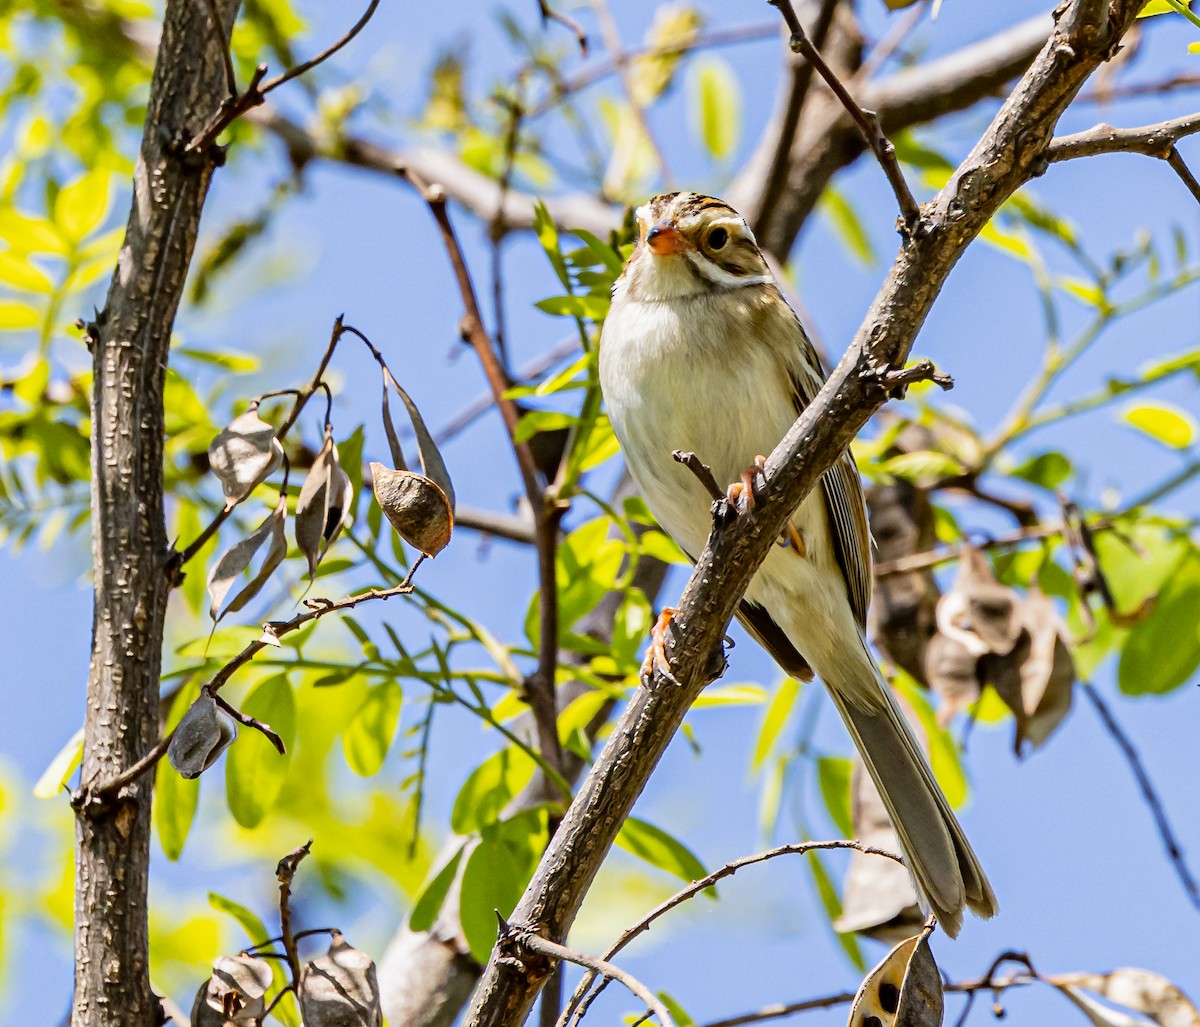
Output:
[617,192,773,301]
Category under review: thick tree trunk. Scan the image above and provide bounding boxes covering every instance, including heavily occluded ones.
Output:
[73,2,240,1023]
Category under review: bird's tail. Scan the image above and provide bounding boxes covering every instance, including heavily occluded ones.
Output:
[826,648,998,938]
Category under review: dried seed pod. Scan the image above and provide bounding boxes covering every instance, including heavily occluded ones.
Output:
[935,546,1022,657]
[983,587,1075,756]
[1050,967,1200,1027]
[167,694,238,779]
[370,462,453,557]
[298,932,382,1027]
[207,496,288,622]
[190,953,273,1025]
[296,428,354,576]
[208,410,283,508]
[924,631,982,726]
[848,932,943,1027]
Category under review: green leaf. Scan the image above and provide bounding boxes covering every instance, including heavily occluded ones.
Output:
[805,850,864,970]
[752,676,802,772]
[157,686,201,859]
[571,228,625,277]
[54,169,112,242]
[0,252,54,293]
[692,57,740,162]
[0,301,40,330]
[819,186,875,266]
[0,209,67,255]
[532,200,569,288]
[342,680,402,777]
[33,727,84,799]
[1118,551,1200,695]
[692,683,768,708]
[817,756,853,837]
[1140,0,1191,15]
[657,992,696,1027]
[459,817,542,963]
[225,675,295,829]
[526,517,625,648]
[1122,401,1197,448]
[451,747,536,834]
[615,816,707,885]
[534,294,610,321]
[514,409,576,444]
[410,845,466,932]
[1011,451,1072,489]
[639,529,689,565]
[882,450,966,484]
[209,891,271,947]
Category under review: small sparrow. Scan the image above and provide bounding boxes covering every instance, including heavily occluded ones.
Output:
[599,192,997,937]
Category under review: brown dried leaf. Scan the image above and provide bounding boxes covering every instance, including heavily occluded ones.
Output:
[1051,969,1200,1027]
[207,497,288,622]
[981,588,1075,756]
[382,368,455,510]
[190,954,273,1026]
[208,410,283,508]
[370,462,453,557]
[296,429,354,576]
[924,631,981,726]
[836,757,923,941]
[848,932,943,1027]
[936,546,1022,657]
[298,932,382,1027]
[167,694,238,779]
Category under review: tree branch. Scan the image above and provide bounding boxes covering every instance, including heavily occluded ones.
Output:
[73,2,243,1024]
[1045,111,1200,161]
[462,4,1146,1023]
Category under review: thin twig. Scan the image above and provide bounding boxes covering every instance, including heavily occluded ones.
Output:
[537,0,589,55]
[1167,145,1200,205]
[174,316,347,570]
[211,690,285,754]
[505,921,674,1027]
[672,451,726,503]
[1080,682,1200,910]
[276,839,314,985]
[564,841,904,1027]
[1045,111,1200,162]
[766,0,922,232]
[186,0,381,154]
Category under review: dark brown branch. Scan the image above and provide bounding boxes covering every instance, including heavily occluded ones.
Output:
[564,842,903,1027]
[672,451,726,504]
[463,4,1147,1023]
[1045,112,1200,162]
[536,0,589,56]
[767,0,922,232]
[73,2,243,1023]
[277,839,314,985]
[1080,683,1200,910]
[1168,146,1200,205]
[404,170,566,782]
[501,922,673,1027]
[198,0,237,97]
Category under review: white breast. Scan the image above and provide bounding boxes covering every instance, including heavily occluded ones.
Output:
[599,289,865,676]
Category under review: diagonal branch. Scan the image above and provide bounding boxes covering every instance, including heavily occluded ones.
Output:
[462,3,1147,1024]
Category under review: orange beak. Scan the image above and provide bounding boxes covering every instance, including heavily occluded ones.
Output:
[645,220,684,256]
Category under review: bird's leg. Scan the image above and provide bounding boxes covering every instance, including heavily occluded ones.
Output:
[726,455,768,513]
[640,606,681,687]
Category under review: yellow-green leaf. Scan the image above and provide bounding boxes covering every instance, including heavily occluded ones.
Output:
[0,300,40,330]
[342,680,402,777]
[692,57,740,162]
[616,816,707,885]
[0,252,54,293]
[54,169,112,243]
[224,676,295,829]
[34,728,84,799]
[1122,401,1196,448]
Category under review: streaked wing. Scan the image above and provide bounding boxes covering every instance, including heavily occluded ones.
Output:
[781,305,873,630]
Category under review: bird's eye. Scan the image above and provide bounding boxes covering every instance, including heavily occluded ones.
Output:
[707,227,729,250]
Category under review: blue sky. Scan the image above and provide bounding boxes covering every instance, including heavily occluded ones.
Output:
[2,1,1200,1023]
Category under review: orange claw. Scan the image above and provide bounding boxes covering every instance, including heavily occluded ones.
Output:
[726,455,768,514]
[641,606,681,686]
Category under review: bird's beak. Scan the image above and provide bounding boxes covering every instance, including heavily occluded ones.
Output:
[645,220,684,256]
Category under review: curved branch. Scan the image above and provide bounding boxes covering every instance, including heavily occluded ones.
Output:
[462,4,1144,1024]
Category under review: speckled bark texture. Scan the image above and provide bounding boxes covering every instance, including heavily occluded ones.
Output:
[74,2,240,1024]
[462,4,1142,1026]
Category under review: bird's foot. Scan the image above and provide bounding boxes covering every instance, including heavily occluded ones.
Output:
[725,455,767,514]
[640,606,681,687]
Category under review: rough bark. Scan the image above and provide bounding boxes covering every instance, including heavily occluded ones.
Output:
[72,2,240,1024]
[461,3,1138,1024]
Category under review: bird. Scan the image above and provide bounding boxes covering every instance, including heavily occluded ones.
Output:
[598,191,997,937]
